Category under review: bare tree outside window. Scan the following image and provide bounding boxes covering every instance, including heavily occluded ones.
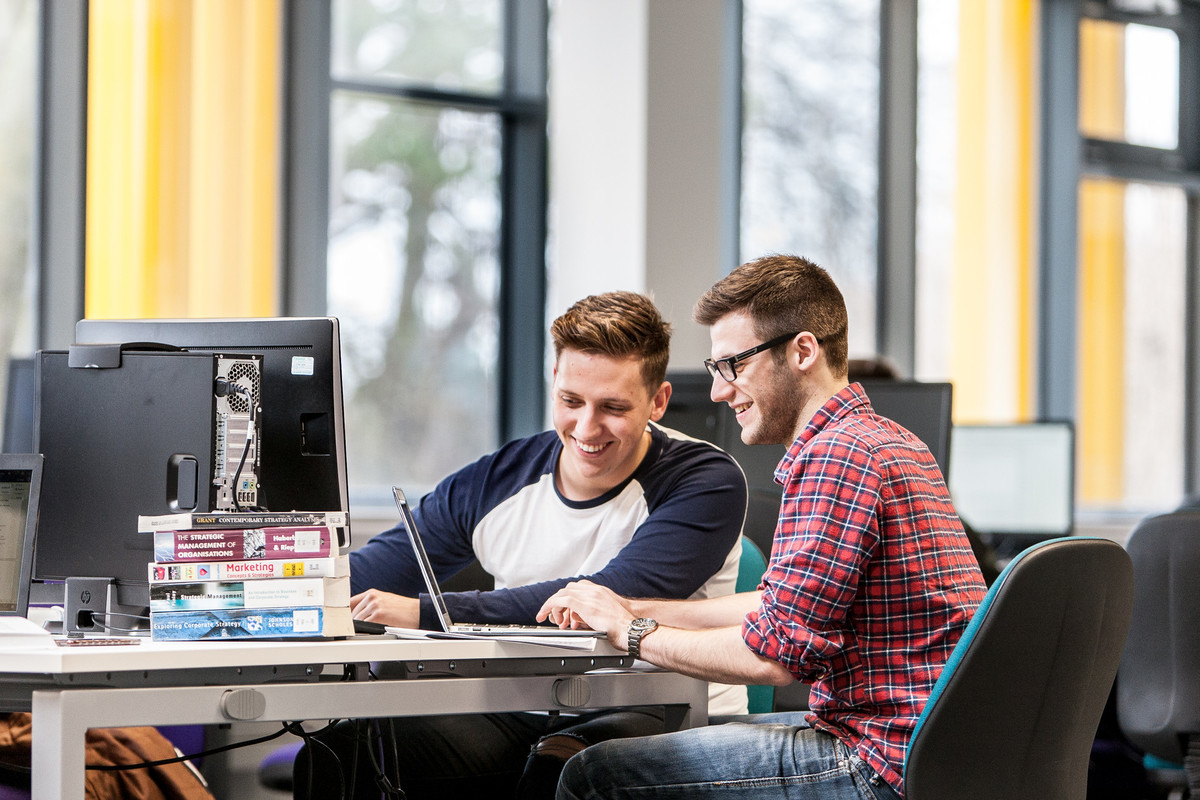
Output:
[0,0,37,401]
[741,0,880,359]
[329,0,504,497]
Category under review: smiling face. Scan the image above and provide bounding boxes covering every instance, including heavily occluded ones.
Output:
[551,348,670,501]
[708,311,809,446]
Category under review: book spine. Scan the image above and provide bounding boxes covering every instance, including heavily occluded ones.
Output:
[149,606,354,640]
[138,510,349,533]
[148,555,350,583]
[152,526,338,562]
[149,576,351,612]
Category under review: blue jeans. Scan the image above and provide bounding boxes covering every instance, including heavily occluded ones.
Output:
[556,712,902,800]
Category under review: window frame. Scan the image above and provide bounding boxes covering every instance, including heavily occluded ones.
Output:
[37,0,88,350]
[282,0,549,445]
[1039,0,1200,497]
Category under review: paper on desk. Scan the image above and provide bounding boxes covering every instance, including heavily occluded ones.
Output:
[384,626,599,651]
[0,616,53,648]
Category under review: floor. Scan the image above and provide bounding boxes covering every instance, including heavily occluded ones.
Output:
[198,722,293,800]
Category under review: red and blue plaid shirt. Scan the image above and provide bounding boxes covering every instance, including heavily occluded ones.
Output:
[743,383,986,795]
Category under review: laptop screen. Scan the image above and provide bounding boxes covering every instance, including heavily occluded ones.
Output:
[0,454,42,616]
[392,485,458,632]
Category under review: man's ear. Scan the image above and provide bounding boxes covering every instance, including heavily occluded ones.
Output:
[794,331,822,373]
[648,381,672,422]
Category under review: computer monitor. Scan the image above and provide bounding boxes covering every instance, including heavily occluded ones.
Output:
[0,453,42,617]
[32,318,349,619]
[33,348,222,618]
[75,317,349,514]
[948,422,1075,540]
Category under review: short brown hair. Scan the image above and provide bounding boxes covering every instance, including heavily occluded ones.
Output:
[693,254,849,377]
[551,291,672,392]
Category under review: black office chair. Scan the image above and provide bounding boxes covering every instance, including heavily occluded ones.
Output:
[1117,512,1200,797]
[904,537,1134,800]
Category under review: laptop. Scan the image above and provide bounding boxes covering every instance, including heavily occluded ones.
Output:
[392,486,605,638]
[0,453,43,624]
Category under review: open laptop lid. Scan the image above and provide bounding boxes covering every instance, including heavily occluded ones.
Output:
[392,485,459,633]
[391,486,604,637]
[0,453,43,617]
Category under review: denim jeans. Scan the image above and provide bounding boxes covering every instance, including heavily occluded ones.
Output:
[556,712,902,800]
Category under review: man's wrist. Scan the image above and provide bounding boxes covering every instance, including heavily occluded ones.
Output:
[626,617,659,660]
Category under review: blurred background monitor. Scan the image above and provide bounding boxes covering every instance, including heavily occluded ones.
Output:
[949,422,1075,542]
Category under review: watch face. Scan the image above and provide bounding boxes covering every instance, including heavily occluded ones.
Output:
[630,617,657,632]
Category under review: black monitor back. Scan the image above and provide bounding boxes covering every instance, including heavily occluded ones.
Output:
[75,317,349,515]
[34,350,218,595]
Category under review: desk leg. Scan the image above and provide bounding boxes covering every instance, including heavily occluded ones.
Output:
[31,690,87,800]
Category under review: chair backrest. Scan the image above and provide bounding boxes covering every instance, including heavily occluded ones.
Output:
[735,535,768,594]
[904,537,1133,800]
[1117,512,1200,764]
[736,535,776,714]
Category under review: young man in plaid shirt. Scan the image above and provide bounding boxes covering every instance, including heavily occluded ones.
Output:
[539,254,987,800]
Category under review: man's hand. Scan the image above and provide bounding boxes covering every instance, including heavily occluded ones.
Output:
[537,580,637,651]
[349,589,420,628]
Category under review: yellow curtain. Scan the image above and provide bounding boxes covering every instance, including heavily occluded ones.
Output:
[85,0,281,319]
[950,0,1036,422]
[1076,19,1127,502]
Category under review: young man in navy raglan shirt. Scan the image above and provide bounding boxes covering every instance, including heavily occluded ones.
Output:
[294,291,748,800]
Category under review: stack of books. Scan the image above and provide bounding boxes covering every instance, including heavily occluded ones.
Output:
[140,510,354,640]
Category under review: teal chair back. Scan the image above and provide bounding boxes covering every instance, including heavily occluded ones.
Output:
[736,536,775,714]
[904,537,1133,800]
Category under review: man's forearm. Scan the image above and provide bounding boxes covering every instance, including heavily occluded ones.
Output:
[635,623,793,686]
[628,591,762,630]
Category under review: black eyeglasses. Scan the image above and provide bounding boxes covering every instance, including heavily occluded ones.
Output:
[703,331,800,382]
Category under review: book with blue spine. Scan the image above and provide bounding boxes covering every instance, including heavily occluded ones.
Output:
[149,576,351,612]
[149,605,355,640]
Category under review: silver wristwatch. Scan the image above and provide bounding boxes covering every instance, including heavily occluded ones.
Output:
[626,617,659,660]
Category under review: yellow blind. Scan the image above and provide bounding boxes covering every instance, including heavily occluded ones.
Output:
[950,0,1036,422]
[85,0,281,319]
[1076,19,1127,502]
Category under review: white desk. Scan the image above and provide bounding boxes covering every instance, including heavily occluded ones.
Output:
[0,636,709,799]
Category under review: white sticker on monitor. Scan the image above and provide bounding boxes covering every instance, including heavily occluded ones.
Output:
[291,356,315,376]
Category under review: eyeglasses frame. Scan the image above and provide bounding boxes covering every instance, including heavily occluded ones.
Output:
[703,331,801,382]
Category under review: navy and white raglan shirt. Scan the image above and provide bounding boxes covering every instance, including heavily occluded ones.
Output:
[351,421,750,714]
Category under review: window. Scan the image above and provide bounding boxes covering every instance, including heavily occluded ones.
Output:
[1079,18,1179,150]
[315,0,547,502]
[914,0,1037,421]
[741,0,881,358]
[0,0,37,380]
[1076,179,1187,508]
[1073,2,1197,511]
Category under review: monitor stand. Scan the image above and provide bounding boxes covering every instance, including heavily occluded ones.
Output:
[63,577,150,636]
